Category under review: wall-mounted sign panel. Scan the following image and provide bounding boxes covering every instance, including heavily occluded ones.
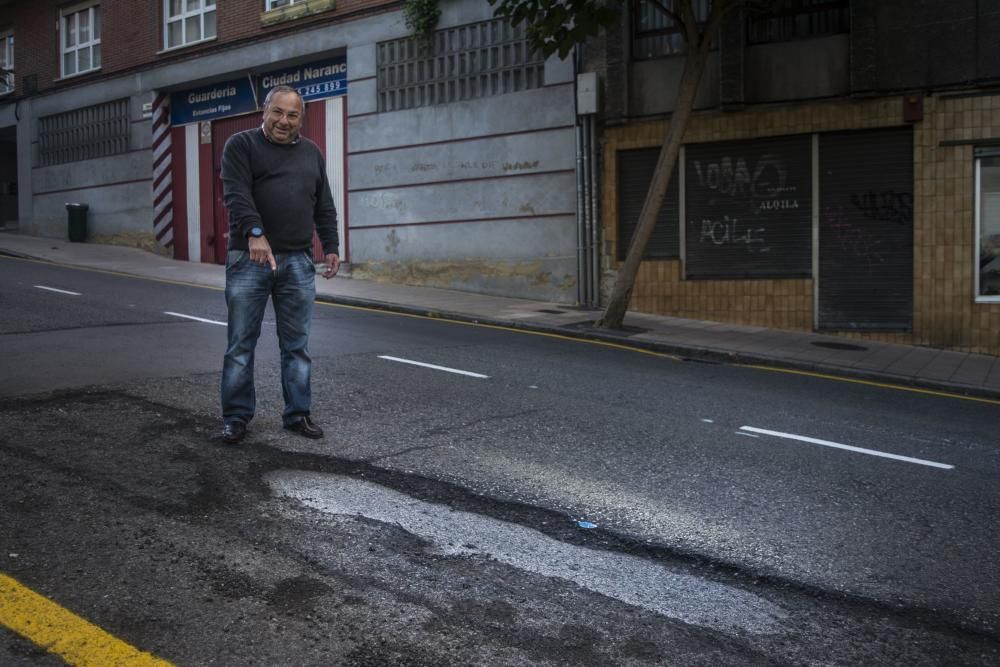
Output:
[257,56,348,104]
[170,78,258,126]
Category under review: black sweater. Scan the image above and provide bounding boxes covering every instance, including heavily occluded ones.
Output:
[221,128,339,255]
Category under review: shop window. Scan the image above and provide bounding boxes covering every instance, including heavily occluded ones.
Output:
[38,99,129,167]
[617,148,680,260]
[632,0,711,59]
[60,2,101,78]
[747,0,849,45]
[0,30,12,94]
[165,0,217,50]
[976,149,1000,301]
[377,18,545,113]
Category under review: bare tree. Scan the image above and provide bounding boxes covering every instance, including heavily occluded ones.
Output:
[598,0,740,328]
[491,0,749,328]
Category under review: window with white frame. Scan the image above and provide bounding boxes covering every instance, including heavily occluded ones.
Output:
[165,0,217,49]
[61,2,101,78]
[0,31,13,94]
[975,149,1000,300]
[266,0,306,9]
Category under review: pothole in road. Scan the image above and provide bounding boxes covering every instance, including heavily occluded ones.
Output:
[267,470,788,636]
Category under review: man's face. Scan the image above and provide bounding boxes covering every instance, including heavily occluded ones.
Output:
[263,91,303,144]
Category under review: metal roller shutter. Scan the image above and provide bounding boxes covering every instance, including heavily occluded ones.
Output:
[818,127,913,331]
[617,148,680,261]
[685,134,812,279]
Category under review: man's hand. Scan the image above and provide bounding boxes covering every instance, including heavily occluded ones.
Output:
[322,253,340,279]
[248,236,276,272]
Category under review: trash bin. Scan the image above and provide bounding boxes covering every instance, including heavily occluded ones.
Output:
[66,203,89,242]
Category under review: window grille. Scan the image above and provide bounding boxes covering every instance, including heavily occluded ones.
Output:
[747,0,849,45]
[377,18,545,113]
[266,0,306,9]
[632,0,711,59]
[165,0,217,49]
[38,99,130,167]
[0,31,13,95]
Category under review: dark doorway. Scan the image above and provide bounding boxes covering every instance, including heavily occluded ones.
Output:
[0,125,18,229]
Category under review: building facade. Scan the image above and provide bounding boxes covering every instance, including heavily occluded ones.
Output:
[0,0,583,302]
[599,0,1000,355]
[2,0,998,355]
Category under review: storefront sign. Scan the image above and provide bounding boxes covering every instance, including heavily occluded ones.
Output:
[170,77,258,126]
[257,56,348,103]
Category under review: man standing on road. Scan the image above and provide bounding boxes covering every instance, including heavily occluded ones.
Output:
[219,85,340,445]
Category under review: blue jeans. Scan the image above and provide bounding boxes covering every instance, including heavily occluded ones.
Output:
[221,249,316,427]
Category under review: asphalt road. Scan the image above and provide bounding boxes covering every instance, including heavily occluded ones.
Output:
[1,255,999,665]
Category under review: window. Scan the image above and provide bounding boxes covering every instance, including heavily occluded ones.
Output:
[61,2,101,78]
[266,0,306,9]
[632,0,711,59]
[165,0,217,49]
[747,0,849,45]
[377,18,545,113]
[0,31,12,95]
[976,150,1000,301]
[38,99,129,166]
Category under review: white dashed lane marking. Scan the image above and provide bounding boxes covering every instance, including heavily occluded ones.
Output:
[378,355,489,379]
[34,285,81,296]
[739,426,954,470]
[164,311,227,326]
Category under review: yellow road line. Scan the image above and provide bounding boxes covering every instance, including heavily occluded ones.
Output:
[319,301,682,360]
[739,364,1000,406]
[0,573,174,667]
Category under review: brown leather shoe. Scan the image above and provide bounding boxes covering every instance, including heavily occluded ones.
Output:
[284,416,324,439]
[222,421,247,444]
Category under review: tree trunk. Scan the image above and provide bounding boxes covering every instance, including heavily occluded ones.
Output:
[596,39,711,329]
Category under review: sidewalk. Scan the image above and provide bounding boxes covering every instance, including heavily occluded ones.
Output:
[3,230,999,401]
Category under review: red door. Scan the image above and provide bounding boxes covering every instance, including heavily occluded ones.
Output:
[211,112,261,264]
[210,101,328,265]
[301,100,327,262]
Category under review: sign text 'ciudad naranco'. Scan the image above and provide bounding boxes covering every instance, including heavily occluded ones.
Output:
[170,56,348,126]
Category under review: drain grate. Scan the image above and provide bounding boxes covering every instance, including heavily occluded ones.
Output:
[537,309,566,314]
[811,341,868,352]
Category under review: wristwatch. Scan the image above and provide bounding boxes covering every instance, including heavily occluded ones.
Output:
[247,226,264,238]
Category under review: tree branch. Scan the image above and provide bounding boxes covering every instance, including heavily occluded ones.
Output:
[677,0,699,46]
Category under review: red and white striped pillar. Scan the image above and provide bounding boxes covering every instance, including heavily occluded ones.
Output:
[151,92,173,248]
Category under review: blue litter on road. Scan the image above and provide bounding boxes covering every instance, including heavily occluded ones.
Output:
[577,521,598,529]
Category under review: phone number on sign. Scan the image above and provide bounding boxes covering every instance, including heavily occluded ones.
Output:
[299,80,345,97]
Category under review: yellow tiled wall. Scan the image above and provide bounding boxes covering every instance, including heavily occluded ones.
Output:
[603,94,1000,354]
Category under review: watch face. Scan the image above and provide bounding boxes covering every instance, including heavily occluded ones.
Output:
[250,227,264,237]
